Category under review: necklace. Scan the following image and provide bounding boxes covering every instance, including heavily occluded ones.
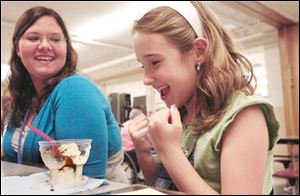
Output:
[17,106,31,164]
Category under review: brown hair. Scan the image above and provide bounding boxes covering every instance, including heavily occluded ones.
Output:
[8,6,78,127]
[133,1,256,132]
[1,84,11,134]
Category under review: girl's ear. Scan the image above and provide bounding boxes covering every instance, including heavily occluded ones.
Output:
[194,37,208,64]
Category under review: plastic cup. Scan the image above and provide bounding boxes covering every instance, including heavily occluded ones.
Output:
[39,139,92,188]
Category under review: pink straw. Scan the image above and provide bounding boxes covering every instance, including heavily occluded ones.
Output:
[28,124,62,157]
[28,124,55,143]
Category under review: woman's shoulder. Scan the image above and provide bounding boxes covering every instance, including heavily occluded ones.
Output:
[49,73,104,101]
[59,73,95,86]
[55,74,101,93]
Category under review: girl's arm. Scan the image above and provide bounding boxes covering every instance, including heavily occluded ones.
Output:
[220,105,269,194]
[129,113,159,184]
[151,105,269,194]
[135,150,160,185]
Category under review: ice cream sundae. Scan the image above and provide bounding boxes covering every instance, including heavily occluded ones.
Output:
[39,139,92,188]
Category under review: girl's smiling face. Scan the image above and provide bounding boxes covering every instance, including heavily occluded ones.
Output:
[133,32,198,108]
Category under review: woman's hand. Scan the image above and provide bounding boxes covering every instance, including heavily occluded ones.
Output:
[128,113,152,154]
[148,105,183,155]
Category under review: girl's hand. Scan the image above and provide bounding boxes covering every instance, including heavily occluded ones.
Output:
[128,113,152,153]
[148,105,183,155]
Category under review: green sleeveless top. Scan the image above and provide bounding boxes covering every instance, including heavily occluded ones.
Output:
[180,91,280,194]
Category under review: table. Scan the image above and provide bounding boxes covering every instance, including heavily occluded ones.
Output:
[277,137,299,145]
[276,137,299,170]
[81,184,186,195]
[1,160,47,177]
[1,161,184,195]
[1,161,133,195]
[274,137,299,195]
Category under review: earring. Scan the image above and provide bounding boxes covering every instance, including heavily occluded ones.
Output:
[195,64,201,71]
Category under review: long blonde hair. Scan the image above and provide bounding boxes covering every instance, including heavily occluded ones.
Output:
[133,1,256,132]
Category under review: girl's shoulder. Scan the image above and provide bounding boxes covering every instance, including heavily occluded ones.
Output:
[212,91,280,150]
[223,91,276,120]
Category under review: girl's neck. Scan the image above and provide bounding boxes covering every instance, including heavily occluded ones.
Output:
[183,94,196,124]
[183,97,197,125]
[183,110,196,124]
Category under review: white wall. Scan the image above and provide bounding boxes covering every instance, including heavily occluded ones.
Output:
[242,40,286,138]
[243,46,268,97]
[264,42,285,107]
[99,73,146,106]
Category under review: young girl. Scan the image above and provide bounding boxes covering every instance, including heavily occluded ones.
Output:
[129,1,279,194]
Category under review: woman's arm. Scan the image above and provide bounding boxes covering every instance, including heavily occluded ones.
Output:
[54,76,114,179]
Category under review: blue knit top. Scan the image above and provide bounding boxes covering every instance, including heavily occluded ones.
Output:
[2,74,122,179]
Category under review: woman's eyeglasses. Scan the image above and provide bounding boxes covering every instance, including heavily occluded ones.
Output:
[20,34,67,46]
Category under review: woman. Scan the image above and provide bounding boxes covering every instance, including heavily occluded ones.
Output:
[2,6,127,183]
